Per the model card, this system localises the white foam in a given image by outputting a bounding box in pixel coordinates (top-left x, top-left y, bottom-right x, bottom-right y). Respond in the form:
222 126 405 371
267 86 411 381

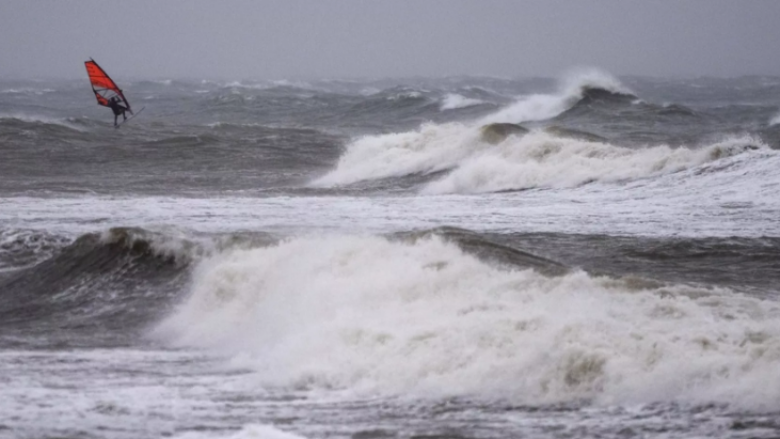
155 235 780 409
4 145 780 238
559 67 633 97
1 88 55 95
316 69 632 187
387 91 423 100
174 424 308 439
0 228 71 271
479 68 630 125
477 92 572 125
360 87 381 96
224 81 270 90
770 112 780 126
225 425 308 439
98 227 202 264
223 80 312 91
440 93 484 111
312 122 483 186
315 122 766 195
423 133 766 194
271 79 312 89
206 121 263 128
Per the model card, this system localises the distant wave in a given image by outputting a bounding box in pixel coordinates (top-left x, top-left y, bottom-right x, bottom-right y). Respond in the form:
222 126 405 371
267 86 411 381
314 71 634 187
1 87 56 95
771 112 780 126
479 68 632 125
154 232 780 408
440 93 485 111
0 113 87 132
224 81 270 90
386 90 425 101
423 134 767 194
314 69 780 193
143 134 221 147
316 94 770 192
220 425 308 439
223 79 314 91
312 122 480 186
206 121 264 129
315 119 769 194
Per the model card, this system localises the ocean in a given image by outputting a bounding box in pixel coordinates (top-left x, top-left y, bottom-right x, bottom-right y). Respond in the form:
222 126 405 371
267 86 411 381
1 69 780 438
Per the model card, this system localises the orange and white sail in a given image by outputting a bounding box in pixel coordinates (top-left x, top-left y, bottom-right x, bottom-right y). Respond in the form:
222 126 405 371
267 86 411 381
84 58 132 113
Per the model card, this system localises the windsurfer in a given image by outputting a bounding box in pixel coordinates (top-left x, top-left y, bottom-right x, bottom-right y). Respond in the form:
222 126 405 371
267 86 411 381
108 96 128 126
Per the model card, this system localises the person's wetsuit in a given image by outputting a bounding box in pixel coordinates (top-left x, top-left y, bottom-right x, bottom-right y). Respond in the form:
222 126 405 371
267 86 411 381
108 97 128 126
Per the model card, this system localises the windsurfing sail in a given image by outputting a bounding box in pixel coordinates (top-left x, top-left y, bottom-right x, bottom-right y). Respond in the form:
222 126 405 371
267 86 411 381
84 58 132 113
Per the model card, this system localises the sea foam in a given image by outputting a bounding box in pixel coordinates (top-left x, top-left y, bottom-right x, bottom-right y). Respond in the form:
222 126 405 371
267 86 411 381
315 69 642 189
423 134 767 194
440 93 485 111
156 234 780 409
174 424 308 439
478 68 631 125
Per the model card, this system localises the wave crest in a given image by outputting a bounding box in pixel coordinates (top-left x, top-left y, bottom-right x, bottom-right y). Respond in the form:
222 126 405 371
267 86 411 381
155 234 780 409
479 68 631 125
313 123 480 187
424 134 767 194
440 93 485 111
0 113 86 132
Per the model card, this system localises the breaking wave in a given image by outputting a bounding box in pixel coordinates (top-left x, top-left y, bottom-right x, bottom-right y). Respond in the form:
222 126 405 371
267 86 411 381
314 120 768 193
312 122 480 186
479 68 631 125
315 69 645 188
423 134 767 194
440 93 485 111
155 233 780 409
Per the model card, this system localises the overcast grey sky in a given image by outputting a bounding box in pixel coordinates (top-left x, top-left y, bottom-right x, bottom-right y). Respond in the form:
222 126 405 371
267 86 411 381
2 0 780 80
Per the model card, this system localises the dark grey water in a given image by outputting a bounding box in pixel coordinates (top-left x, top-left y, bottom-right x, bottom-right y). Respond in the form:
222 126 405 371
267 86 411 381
2 72 780 438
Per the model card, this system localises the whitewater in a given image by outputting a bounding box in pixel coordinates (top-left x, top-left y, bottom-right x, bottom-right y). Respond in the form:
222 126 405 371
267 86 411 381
2 70 780 438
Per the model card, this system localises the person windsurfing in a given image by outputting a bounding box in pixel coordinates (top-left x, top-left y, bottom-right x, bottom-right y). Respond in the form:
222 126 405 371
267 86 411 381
84 58 135 127
108 96 128 127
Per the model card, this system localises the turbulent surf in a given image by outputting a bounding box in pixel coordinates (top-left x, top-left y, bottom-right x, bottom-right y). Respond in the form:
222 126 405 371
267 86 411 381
2 70 780 438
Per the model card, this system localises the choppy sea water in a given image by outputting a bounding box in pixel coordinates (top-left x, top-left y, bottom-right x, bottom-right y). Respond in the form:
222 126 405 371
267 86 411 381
2 70 780 438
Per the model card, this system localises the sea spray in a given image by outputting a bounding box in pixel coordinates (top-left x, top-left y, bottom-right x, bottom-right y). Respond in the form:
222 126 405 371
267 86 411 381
423 133 767 194
312 123 482 186
440 93 485 111
478 68 632 125
156 234 780 409
316 69 636 188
